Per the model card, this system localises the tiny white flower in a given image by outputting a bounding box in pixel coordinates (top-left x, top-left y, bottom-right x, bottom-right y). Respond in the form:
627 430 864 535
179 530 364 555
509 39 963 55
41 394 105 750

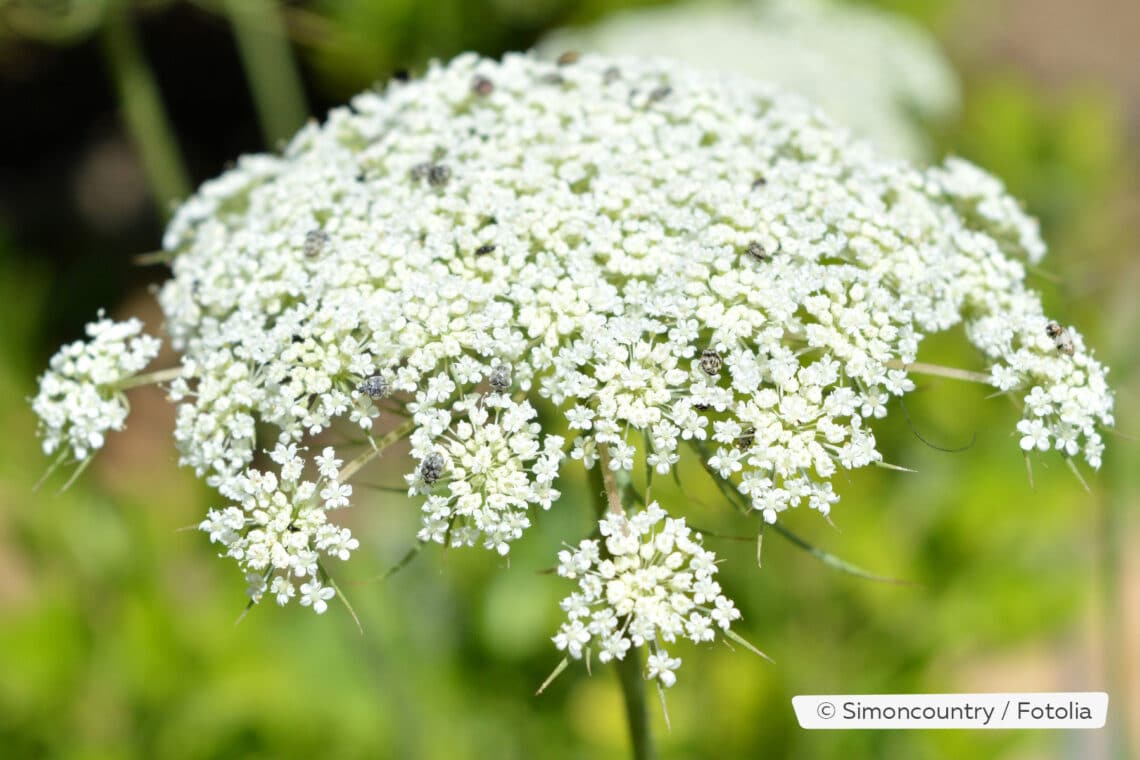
299 579 336 614
646 650 683 688
271 576 296 606
1017 419 1051 452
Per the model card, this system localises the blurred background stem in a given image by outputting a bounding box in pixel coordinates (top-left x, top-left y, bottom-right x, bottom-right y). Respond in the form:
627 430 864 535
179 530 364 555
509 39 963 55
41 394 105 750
1101 483 1130 760
222 0 309 147
1100 261 1140 760
616 647 655 760
99 1 190 216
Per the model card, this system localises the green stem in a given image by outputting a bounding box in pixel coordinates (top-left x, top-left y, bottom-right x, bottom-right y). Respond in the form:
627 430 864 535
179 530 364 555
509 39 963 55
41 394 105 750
616 646 655 760
884 359 993 386
341 419 416 481
589 455 655 760
99 1 191 215
222 0 309 146
689 439 909 583
4 0 105 42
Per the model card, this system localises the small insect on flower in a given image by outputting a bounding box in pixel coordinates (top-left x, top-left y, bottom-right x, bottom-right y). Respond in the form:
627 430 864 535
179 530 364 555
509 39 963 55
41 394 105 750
303 229 329 258
471 75 494 96
1045 321 1075 355
358 375 389 399
700 348 723 376
420 452 446 485
427 164 451 188
743 241 770 263
648 85 672 103
557 50 581 66
475 243 496 256
410 162 432 182
489 363 512 392
736 426 756 451
751 175 768 189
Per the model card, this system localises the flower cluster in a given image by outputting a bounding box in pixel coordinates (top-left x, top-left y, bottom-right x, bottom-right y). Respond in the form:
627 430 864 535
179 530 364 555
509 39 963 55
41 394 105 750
33 315 161 461
998 317 1111 466
539 0 959 160
198 443 358 612
554 503 740 687
33 52 1112 626
409 393 565 555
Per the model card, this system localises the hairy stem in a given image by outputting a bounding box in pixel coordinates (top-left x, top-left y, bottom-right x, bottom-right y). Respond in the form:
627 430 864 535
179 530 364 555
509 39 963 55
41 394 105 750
596 444 625 516
100 1 191 214
885 359 994 385
341 419 416 481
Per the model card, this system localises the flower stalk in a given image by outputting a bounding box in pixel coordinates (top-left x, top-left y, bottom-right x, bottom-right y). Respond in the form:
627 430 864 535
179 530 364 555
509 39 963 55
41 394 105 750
597 444 626 516
114 366 184 390
341 419 416 482
587 462 656 760
884 359 994 385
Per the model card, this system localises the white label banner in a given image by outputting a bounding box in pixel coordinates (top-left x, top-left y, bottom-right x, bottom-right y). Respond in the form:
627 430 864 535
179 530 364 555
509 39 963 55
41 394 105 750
792 692 1108 729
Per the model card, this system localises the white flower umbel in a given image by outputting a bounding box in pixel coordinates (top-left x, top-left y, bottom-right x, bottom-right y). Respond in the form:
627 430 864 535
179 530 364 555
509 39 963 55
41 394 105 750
34 53 1112 616
410 393 564 555
199 442 359 611
554 503 740 687
33 314 161 461
539 0 959 161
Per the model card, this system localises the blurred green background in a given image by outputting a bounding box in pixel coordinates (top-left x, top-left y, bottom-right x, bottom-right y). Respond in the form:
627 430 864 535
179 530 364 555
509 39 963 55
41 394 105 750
1 0 1137 758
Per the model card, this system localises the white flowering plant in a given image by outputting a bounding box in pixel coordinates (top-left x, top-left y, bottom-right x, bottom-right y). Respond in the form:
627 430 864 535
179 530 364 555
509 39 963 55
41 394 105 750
33 52 1112 749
